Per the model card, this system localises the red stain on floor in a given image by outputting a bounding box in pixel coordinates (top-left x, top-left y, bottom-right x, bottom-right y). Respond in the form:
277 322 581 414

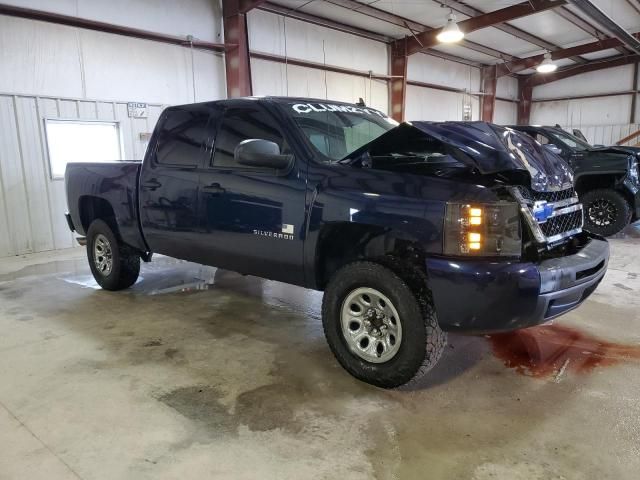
487 325 640 378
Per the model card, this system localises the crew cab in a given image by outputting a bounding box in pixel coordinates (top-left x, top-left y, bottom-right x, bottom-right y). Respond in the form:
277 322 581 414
509 125 640 236
65 98 609 388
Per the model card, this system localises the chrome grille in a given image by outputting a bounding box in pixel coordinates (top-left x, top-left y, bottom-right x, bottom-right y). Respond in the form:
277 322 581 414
510 186 583 246
540 209 583 238
516 186 576 204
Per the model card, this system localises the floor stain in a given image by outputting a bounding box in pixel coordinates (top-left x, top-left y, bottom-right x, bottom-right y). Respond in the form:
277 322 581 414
614 283 633 291
488 325 640 378
158 386 236 434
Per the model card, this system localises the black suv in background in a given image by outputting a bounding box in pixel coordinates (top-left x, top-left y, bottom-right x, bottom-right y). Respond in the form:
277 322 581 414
510 125 640 236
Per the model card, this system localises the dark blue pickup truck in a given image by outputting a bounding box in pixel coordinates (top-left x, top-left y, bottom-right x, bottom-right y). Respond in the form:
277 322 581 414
65 97 609 388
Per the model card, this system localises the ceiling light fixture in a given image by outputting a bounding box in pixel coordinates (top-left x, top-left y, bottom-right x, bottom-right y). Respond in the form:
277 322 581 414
536 53 558 73
437 12 465 43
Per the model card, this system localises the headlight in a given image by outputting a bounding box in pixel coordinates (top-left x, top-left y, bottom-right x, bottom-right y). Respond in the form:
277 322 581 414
443 202 522 257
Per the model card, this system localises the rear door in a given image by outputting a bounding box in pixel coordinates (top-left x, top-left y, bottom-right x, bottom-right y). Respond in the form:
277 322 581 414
196 104 307 285
139 105 215 261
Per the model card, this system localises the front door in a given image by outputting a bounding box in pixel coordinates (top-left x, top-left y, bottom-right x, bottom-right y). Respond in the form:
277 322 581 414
139 105 214 261
197 105 307 285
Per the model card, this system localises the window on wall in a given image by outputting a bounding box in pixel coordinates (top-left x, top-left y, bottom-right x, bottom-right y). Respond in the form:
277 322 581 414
45 120 123 179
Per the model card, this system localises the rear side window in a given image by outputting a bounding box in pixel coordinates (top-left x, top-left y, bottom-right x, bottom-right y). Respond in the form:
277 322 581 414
212 107 285 169
155 107 210 167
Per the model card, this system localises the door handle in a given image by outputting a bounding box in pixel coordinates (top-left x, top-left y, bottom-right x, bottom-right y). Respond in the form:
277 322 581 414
202 183 225 195
142 179 162 191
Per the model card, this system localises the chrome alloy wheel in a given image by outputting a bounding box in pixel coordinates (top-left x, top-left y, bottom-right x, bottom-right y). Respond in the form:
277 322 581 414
340 287 402 363
588 199 616 227
93 233 113 276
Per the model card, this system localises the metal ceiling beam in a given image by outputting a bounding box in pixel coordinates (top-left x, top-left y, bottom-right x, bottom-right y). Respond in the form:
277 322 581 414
395 0 567 57
528 54 640 86
566 0 640 54
433 0 585 63
496 33 640 76
552 6 628 54
321 0 514 60
259 3 487 67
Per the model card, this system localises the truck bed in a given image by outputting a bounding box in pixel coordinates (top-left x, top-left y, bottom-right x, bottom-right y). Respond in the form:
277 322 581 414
65 161 146 252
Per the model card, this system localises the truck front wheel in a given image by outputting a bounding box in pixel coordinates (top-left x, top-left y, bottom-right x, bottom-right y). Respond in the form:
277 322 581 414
86 219 140 291
581 188 631 237
322 260 446 389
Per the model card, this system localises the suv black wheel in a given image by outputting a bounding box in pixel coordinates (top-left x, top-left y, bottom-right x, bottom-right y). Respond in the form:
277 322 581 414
86 219 140 291
322 259 446 389
581 188 631 237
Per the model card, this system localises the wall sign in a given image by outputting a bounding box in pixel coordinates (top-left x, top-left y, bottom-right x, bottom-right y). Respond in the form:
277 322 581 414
127 102 148 118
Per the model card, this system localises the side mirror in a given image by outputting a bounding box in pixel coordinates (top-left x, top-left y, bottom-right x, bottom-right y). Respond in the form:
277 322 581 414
543 143 562 155
234 139 292 170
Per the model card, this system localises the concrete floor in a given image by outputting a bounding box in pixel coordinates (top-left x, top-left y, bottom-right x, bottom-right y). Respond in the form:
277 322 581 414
1 226 640 480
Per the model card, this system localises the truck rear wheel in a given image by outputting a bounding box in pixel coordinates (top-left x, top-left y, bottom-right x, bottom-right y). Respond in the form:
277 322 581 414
322 260 446 389
581 188 631 237
86 219 140 291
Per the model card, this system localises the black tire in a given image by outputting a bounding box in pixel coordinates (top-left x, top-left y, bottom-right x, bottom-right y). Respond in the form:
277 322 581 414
86 219 140 291
581 188 631 237
322 259 446 389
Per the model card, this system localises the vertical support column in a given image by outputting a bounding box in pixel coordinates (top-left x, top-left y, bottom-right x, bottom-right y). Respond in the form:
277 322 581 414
517 76 533 125
480 65 497 122
390 39 408 123
631 61 639 124
223 0 252 98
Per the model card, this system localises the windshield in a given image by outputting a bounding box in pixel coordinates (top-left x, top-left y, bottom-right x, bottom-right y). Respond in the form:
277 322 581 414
550 129 592 151
284 101 398 162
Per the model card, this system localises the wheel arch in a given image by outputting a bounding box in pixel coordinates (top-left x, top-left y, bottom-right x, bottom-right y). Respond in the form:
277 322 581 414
78 196 120 238
313 222 427 290
575 172 626 194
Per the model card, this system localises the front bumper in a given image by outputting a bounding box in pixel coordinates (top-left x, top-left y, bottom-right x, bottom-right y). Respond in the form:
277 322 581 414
426 236 609 334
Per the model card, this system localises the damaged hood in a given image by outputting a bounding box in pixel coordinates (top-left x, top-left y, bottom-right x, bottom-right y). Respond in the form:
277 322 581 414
342 121 574 191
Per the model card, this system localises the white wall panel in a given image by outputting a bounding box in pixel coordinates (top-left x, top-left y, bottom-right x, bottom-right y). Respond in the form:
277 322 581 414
80 29 225 104
494 100 517 125
408 54 480 92
251 59 389 114
533 65 634 100
0 93 166 258
0 96 32 255
247 9 388 75
531 95 632 127
496 76 518 100
0 0 223 43
406 85 480 122
0 16 84 98
0 15 226 104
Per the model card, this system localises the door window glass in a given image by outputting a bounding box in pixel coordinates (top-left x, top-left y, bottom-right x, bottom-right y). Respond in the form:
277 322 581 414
536 133 550 145
156 107 210 167
212 107 285 168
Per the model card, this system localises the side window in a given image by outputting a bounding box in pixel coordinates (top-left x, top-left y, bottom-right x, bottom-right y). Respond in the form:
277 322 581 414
155 107 210 167
212 107 286 168
535 133 551 145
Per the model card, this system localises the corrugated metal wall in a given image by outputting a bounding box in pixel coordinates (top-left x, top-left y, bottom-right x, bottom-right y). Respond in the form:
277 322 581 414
559 123 640 147
0 93 165 257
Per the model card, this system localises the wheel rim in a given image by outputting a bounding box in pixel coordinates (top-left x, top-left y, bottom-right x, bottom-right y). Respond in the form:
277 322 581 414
588 198 617 227
340 287 402 364
93 234 113 276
